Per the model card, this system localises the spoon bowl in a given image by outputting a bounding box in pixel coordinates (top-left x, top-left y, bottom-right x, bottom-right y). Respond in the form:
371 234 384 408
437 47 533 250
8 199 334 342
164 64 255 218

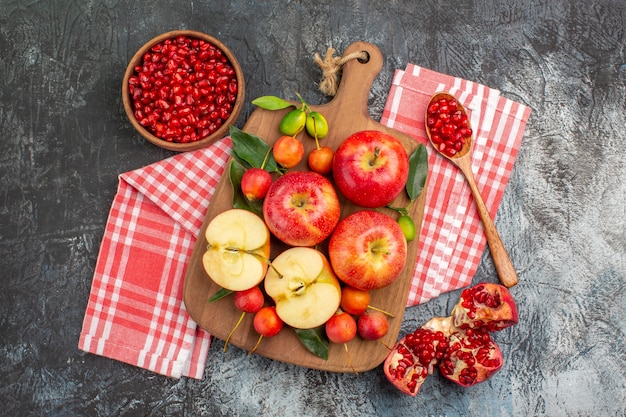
425 92 518 288
426 92 473 159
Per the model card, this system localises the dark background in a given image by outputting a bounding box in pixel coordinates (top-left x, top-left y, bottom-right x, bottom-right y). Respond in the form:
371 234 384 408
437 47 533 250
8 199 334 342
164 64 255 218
1 1 624 416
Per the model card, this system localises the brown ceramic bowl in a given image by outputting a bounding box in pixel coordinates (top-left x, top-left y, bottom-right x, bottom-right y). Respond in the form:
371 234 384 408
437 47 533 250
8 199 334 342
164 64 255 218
122 30 245 152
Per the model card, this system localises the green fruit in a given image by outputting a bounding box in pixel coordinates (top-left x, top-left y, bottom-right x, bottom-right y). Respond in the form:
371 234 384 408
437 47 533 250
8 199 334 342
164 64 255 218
279 108 306 136
305 111 329 139
397 215 416 242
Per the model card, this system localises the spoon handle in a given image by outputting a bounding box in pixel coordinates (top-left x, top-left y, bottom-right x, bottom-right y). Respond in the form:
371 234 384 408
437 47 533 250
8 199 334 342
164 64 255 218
456 158 519 288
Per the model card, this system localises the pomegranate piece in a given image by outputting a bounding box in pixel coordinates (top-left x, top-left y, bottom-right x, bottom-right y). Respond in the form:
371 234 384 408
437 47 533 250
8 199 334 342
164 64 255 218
439 329 503 387
128 35 238 143
383 318 452 396
451 282 519 332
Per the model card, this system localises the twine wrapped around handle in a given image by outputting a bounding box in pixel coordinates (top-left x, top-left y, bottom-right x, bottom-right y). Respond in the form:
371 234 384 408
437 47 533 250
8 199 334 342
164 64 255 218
314 47 369 96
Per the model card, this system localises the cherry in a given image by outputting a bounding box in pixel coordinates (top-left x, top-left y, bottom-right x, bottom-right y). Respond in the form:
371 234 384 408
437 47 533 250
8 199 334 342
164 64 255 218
306 110 332 175
223 286 264 352
325 311 358 374
241 168 272 201
357 310 389 341
325 312 357 344
250 306 283 354
397 215 416 242
340 286 371 316
340 286 395 317
305 111 328 139
273 135 304 168
307 146 334 175
234 287 265 312
279 108 307 136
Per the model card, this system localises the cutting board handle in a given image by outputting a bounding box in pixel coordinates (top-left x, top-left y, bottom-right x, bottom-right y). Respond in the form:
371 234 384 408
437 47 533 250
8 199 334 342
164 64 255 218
322 42 385 127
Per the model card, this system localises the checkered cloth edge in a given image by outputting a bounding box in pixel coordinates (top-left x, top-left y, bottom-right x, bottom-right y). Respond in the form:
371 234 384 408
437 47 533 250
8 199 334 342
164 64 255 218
78 64 530 378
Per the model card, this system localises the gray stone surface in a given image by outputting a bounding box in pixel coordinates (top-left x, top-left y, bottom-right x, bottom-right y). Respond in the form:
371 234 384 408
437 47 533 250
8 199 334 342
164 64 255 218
1 0 624 416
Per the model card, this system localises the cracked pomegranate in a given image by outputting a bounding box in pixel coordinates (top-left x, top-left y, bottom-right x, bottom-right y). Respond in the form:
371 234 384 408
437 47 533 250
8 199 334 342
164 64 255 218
127 34 238 143
383 283 518 396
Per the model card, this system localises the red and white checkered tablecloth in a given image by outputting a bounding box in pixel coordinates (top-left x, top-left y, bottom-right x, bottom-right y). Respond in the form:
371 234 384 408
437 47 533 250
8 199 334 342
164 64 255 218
78 64 530 379
78 138 231 379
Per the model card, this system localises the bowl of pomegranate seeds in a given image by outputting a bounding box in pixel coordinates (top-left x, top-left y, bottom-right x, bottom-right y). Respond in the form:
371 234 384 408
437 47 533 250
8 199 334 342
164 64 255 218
122 30 245 151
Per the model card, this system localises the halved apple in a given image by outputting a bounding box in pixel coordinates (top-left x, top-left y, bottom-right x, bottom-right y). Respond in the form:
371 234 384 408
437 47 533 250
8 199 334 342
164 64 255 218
203 208 270 291
264 247 341 329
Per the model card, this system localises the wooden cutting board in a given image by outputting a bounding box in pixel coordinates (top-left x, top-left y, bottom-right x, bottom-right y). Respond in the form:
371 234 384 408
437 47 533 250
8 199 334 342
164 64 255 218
183 41 428 372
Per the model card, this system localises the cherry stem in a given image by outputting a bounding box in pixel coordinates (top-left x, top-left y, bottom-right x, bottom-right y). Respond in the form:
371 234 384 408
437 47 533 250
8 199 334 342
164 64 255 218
224 311 246 352
367 304 395 318
295 92 310 113
309 115 321 145
260 147 272 170
249 334 264 354
343 343 358 375
379 339 393 350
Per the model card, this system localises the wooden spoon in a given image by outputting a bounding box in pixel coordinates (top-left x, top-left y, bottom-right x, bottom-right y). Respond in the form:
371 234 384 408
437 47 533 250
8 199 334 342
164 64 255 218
425 92 518 288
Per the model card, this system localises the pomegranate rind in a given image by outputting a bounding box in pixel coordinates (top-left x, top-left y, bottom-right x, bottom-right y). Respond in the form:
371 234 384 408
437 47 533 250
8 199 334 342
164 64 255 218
383 339 426 396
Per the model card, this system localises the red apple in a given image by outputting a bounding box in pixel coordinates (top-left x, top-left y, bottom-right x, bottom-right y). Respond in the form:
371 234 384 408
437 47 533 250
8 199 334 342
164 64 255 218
328 210 407 290
332 130 409 208
263 171 340 247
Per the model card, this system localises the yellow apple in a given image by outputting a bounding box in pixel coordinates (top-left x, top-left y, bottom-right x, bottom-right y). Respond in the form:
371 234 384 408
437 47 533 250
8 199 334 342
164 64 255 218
264 247 341 329
202 209 270 291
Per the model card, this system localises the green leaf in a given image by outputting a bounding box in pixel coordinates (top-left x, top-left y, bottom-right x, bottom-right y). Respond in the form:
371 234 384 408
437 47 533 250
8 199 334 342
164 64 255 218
229 126 278 172
229 160 263 216
295 327 329 360
406 144 428 201
251 95 294 110
208 288 233 302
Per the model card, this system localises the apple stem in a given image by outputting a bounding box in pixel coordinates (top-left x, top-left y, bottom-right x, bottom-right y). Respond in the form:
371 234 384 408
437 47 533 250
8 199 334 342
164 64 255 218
371 247 391 256
367 304 395 318
249 334 264 354
224 311 246 352
236 249 284 279
268 263 284 279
